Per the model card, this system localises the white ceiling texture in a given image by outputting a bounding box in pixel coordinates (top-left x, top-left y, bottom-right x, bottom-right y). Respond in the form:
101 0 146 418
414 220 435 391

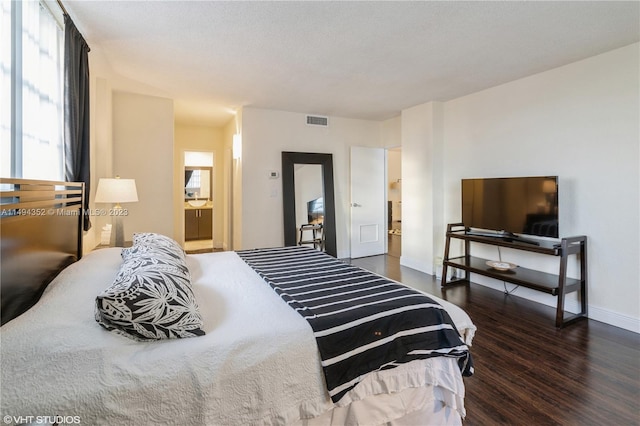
64 1 640 127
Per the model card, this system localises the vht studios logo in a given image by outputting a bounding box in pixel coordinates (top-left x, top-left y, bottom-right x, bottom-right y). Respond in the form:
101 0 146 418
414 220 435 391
3 415 81 425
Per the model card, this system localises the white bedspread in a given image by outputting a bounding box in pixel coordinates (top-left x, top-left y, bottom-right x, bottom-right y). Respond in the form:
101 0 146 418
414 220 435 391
0 249 474 425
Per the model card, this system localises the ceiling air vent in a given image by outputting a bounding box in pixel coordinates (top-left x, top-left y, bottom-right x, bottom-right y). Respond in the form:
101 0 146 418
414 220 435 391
306 115 328 127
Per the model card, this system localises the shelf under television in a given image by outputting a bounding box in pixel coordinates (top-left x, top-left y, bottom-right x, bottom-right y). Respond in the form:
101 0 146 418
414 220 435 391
443 255 582 296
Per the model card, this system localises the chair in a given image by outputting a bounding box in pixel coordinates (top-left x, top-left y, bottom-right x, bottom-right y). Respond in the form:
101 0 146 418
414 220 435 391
298 223 324 251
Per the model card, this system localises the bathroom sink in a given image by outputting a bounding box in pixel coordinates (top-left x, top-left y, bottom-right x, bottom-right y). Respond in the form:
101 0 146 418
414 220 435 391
188 200 206 207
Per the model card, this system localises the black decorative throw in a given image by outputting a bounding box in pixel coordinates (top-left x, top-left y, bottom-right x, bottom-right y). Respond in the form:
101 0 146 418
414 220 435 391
237 246 473 403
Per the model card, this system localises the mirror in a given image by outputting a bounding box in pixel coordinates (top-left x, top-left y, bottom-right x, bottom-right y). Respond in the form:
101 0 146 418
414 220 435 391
185 167 212 200
282 152 337 257
295 164 323 226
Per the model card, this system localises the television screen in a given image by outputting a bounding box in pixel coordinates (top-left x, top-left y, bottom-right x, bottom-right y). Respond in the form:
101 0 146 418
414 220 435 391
307 197 324 224
462 176 558 238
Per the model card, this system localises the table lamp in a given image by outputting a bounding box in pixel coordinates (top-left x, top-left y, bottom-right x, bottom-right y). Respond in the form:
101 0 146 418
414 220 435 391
95 176 138 246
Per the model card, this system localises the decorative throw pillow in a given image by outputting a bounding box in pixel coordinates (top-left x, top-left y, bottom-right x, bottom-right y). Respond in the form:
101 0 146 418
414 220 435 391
120 244 190 281
131 232 185 258
95 236 204 341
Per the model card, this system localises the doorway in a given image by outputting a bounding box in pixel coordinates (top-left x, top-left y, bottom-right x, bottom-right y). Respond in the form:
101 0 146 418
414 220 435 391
387 147 402 258
184 151 214 253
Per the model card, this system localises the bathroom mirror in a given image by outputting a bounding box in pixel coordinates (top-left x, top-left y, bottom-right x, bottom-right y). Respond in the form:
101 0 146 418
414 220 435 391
185 167 212 200
282 152 337 257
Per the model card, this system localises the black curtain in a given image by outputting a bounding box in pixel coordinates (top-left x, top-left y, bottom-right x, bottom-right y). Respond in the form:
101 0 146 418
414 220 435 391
63 14 91 231
185 170 194 187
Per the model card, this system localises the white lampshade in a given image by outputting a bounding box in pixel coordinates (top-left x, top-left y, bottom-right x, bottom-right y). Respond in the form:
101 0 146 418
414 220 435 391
95 177 138 204
94 177 138 247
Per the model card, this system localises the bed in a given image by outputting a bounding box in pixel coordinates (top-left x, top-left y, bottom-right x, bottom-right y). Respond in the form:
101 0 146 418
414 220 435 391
0 179 475 425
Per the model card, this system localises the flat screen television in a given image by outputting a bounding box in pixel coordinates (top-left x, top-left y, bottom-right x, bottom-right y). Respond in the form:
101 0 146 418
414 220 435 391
307 197 324 224
462 176 558 240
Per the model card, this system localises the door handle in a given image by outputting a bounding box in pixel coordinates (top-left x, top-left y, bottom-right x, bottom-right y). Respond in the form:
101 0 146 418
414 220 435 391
351 203 362 207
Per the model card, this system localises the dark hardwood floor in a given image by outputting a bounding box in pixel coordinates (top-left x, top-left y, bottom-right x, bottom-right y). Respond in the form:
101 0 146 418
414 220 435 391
349 254 640 426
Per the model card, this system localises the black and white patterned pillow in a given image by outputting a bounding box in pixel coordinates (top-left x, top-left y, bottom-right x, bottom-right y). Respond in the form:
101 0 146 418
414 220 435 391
95 237 204 341
120 244 190 281
132 232 185 258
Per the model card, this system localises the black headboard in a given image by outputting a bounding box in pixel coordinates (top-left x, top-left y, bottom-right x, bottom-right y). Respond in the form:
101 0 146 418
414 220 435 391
0 178 84 325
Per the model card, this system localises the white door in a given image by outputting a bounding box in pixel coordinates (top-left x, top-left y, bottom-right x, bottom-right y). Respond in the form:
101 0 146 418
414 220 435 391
350 146 386 258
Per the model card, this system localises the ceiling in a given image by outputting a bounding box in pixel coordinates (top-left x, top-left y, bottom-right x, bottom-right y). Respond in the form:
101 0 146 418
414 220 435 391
64 1 640 127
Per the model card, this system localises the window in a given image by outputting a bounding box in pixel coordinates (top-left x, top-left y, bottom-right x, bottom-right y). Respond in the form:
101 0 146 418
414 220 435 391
185 171 202 190
0 0 64 180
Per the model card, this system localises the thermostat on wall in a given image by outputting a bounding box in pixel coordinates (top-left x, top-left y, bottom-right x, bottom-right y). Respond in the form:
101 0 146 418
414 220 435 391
269 171 279 179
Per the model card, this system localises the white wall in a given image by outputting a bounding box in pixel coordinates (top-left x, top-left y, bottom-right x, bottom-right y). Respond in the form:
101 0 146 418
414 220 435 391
91 45 183 245
83 76 113 253
112 91 174 240
401 43 639 331
381 116 401 149
229 111 242 251
400 102 445 274
239 107 383 257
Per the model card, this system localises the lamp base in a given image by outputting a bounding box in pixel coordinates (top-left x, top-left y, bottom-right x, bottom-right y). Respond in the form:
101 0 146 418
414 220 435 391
109 211 125 247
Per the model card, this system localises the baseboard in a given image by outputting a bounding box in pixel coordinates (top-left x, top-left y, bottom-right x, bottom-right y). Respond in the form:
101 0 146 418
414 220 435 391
588 305 640 333
399 255 433 276
471 279 640 334
372 254 639 334
337 249 351 260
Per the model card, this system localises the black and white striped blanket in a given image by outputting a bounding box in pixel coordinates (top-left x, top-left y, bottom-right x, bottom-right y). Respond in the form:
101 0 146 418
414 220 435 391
236 246 473 403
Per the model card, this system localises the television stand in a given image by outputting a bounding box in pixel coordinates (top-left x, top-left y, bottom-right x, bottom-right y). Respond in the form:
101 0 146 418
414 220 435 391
442 223 588 328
